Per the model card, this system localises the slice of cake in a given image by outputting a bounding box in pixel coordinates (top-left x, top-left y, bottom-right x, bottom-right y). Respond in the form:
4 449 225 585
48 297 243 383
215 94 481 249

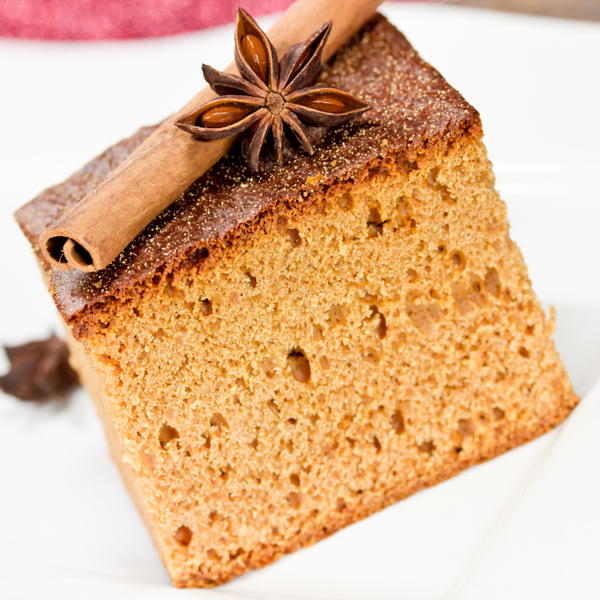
16 14 577 588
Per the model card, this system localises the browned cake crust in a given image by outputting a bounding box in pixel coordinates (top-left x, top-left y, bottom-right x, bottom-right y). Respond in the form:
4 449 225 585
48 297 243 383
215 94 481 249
16 14 478 333
16 14 577 588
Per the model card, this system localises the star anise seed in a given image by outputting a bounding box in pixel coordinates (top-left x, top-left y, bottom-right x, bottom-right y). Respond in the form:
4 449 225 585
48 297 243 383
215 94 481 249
176 8 370 171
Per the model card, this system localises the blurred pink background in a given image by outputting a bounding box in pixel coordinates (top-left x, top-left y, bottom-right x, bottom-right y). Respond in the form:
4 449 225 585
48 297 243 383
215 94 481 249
0 0 400 40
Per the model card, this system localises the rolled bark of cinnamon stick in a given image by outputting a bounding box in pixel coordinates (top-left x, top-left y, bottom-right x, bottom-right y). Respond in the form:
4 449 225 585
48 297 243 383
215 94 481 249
40 0 383 272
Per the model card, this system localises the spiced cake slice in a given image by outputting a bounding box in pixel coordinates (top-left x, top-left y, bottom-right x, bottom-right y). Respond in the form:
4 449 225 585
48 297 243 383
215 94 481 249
16 14 577 588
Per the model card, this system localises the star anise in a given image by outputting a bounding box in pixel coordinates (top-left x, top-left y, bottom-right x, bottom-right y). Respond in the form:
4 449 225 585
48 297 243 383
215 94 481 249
175 8 370 171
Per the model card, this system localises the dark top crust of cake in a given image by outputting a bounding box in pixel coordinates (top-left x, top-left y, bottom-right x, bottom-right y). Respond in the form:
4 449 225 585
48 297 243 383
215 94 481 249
16 14 480 325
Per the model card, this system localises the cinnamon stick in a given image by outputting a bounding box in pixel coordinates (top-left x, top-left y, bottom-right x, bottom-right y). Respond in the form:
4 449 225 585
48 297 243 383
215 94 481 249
40 0 383 272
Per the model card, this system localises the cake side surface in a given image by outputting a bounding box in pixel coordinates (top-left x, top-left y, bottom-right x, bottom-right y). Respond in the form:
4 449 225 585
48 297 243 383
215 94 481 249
15 14 480 332
65 133 576 586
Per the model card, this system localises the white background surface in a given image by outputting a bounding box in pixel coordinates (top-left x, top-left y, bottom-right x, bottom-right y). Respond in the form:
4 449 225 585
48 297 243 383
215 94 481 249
1 3 600 598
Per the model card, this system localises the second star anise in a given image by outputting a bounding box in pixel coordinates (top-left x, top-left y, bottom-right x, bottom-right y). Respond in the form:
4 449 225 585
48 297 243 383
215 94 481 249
175 8 370 171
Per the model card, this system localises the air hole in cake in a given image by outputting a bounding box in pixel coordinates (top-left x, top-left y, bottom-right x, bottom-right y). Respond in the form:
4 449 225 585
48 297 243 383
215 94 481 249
319 356 331 369
493 407 506 420
454 446 463 454
441 188 455 204
328 303 347 327
132 307 141 317
209 413 228 432
184 246 209 267
276 215 288 234
376 313 387 339
368 165 390 179
287 228 302 247
484 267 501 297
364 348 379 364
346 436 356 448
206 549 219 561
97 353 122 373
372 436 382 453
525 325 535 335
418 440 436 454
406 301 441 334
158 424 179 448
249 437 259 450
290 473 300 487
267 399 280 417
174 525 192 546
363 292 378 304
519 346 530 358
458 418 474 437
367 208 384 237
336 498 347 512
437 243 447 254
287 350 311 383
287 492 302 509
427 166 440 185
395 195 412 224
451 250 466 270
199 299 212 316
201 433 211 449
166 283 184 299
312 324 324 341
208 510 218 524
260 357 275 378
288 418 298 425
244 270 257 288
407 268 418 282
337 192 353 211
367 305 387 339
390 410 405 434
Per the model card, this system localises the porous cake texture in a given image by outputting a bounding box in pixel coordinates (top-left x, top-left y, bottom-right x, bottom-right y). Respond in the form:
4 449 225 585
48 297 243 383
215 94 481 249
17 15 577 587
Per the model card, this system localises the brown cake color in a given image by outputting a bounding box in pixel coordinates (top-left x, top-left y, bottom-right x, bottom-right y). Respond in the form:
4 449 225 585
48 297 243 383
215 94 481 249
16 15 577 588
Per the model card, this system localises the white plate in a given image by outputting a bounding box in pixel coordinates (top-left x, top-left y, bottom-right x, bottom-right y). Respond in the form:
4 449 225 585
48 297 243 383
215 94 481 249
1 3 599 598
